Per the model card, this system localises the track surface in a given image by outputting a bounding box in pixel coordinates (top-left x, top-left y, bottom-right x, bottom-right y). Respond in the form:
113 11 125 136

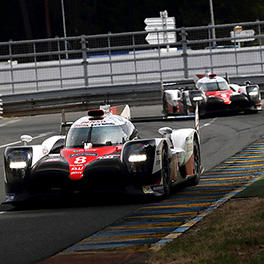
0 105 264 264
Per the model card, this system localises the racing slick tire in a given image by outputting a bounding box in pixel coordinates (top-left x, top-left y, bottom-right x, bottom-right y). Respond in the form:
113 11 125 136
187 140 201 186
161 147 171 197
162 97 169 116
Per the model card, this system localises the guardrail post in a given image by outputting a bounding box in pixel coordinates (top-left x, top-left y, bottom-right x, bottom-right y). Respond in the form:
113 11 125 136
180 28 189 79
81 35 89 87
8 40 15 93
57 37 63 88
107 32 114 84
0 95 2 117
33 42 39 91
257 20 264 73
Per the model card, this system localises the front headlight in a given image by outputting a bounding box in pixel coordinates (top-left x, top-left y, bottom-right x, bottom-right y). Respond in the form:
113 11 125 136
128 153 147 162
193 96 203 102
248 91 259 96
9 161 27 169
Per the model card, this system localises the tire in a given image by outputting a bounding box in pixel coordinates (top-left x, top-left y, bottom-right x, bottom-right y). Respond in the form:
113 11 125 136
161 147 171 197
163 97 169 116
188 140 201 186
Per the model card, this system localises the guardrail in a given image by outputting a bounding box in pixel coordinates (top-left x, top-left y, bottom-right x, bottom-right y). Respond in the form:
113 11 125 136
1 76 264 118
0 82 165 117
1 20 264 94
0 95 2 118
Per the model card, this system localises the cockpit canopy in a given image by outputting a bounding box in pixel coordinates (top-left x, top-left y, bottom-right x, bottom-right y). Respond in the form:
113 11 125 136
65 120 137 148
197 76 230 92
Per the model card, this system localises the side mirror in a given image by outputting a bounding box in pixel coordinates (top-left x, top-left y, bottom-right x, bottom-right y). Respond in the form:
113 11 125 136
20 135 33 145
158 127 173 136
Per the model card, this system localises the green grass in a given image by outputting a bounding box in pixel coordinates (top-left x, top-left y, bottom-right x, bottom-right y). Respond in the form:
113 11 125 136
235 176 264 198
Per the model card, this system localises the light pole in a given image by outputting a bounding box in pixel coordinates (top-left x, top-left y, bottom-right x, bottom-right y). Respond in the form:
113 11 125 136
61 0 68 58
209 0 216 47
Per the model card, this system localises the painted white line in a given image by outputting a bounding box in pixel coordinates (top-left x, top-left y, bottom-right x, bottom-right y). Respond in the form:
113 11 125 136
0 119 20 128
200 117 217 129
0 132 53 149
0 212 5 215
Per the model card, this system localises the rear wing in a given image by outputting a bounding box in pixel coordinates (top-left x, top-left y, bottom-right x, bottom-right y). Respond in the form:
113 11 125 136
162 80 196 92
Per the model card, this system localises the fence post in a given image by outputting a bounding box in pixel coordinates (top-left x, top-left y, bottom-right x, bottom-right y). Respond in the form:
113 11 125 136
107 32 114 84
57 37 63 88
81 35 89 87
8 40 15 93
33 42 39 91
180 28 189 79
257 20 264 73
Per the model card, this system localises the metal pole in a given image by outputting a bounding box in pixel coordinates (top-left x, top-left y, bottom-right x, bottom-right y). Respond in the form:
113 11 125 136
61 0 68 59
209 0 216 47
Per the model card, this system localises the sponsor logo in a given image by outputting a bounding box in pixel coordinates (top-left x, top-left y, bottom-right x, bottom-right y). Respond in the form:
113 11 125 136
70 171 82 175
98 154 120 159
70 153 98 158
71 166 83 171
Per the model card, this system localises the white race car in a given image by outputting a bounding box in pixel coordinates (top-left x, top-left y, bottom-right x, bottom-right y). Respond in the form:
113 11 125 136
162 73 262 116
3 105 201 204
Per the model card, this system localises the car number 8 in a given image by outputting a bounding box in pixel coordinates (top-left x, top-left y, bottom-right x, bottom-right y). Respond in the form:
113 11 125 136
74 157 87 164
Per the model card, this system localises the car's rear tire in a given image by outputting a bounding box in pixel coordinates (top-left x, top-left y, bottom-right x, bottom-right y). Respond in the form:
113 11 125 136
188 140 201 186
163 98 169 116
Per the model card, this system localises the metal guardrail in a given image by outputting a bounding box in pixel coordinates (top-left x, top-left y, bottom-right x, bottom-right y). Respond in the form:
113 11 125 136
1 21 264 95
1 76 264 118
0 95 3 118
1 82 165 117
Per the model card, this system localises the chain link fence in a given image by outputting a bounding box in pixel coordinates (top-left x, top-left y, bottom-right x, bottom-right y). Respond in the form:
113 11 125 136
0 20 264 95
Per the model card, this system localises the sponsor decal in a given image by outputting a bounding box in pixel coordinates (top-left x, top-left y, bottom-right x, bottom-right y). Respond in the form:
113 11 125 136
71 166 83 171
142 186 154 194
70 153 98 158
44 158 61 162
70 171 82 175
75 121 115 128
98 154 120 159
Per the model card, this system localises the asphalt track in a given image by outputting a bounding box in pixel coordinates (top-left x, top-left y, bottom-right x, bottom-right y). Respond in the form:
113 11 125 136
0 105 264 264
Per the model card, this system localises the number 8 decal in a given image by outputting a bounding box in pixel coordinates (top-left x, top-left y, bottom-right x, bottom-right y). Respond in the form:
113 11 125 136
74 157 87 164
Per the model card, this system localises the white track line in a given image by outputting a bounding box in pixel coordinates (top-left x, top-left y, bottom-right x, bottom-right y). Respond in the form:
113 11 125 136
0 119 20 127
0 132 53 149
200 117 217 129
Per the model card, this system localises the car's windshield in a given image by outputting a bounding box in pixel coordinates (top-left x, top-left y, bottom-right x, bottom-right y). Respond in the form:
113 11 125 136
66 125 127 148
200 81 230 92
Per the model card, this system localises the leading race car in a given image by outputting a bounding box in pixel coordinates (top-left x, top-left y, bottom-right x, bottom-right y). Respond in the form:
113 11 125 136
3 105 201 204
162 73 262 116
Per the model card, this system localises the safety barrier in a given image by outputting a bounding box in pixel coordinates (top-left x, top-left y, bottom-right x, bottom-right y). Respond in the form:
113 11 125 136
0 95 2 118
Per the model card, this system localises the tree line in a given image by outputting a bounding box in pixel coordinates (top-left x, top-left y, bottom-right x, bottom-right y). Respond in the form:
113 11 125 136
0 0 263 41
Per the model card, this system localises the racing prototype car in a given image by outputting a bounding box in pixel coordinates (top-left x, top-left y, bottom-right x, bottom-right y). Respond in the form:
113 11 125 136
3 105 201 204
162 73 262 116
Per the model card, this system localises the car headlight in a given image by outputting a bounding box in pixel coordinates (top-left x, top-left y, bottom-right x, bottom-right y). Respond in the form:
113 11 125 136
9 161 27 169
248 91 259 96
193 96 203 102
128 153 147 162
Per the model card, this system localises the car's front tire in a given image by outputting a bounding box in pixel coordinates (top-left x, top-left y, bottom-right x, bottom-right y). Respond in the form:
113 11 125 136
187 140 201 186
161 147 171 197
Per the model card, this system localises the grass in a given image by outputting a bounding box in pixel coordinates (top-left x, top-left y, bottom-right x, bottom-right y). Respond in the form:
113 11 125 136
145 176 264 264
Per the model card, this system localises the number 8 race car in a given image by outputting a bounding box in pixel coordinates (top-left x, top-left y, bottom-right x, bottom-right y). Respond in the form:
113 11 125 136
3 105 201 204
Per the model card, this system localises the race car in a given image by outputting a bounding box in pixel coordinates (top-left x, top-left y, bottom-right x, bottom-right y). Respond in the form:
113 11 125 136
162 73 262 116
3 105 201 204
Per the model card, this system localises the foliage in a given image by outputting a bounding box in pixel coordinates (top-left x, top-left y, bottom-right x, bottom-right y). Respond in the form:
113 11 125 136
0 0 264 41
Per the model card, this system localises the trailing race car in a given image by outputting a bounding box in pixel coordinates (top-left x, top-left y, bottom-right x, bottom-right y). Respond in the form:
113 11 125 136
162 73 262 116
3 105 201 204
